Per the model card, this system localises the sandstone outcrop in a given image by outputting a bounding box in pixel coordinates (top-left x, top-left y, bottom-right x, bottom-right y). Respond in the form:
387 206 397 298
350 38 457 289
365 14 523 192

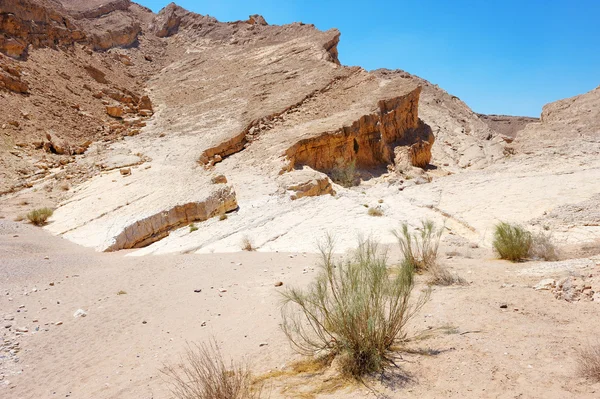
0 0 85 59
0 69 28 93
106 185 237 251
284 88 432 172
279 168 335 200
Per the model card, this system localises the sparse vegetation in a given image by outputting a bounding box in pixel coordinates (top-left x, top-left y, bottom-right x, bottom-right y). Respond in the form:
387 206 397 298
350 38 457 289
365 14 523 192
14 214 25 222
26 208 54 226
219 214 228 221
117 290 127 295
577 343 600 382
330 159 358 188
281 236 429 378
529 231 559 261
492 222 532 262
428 263 467 286
189 223 199 233
162 341 262 399
367 207 383 217
393 220 442 273
241 237 255 251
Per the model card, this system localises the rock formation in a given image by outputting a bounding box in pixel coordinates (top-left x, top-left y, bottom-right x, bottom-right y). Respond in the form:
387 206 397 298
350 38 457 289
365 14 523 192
7 0 579 254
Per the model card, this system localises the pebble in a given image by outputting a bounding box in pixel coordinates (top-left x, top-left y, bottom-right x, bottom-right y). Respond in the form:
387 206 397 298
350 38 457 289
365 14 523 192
15 327 28 333
193 289 202 293
49 282 54 286
55 321 63 326
73 309 87 318
259 342 268 347
500 304 508 309
274 281 283 287
201 321 207 327
142 321 147 324
44 256 49 260
219 289 227 293
4 315 14 321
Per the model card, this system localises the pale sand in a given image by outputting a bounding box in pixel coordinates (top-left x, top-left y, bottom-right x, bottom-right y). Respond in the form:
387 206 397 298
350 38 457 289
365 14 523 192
2 220 600 398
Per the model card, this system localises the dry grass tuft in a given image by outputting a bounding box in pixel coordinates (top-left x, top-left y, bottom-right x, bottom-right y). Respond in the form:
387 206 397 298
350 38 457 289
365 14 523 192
529 231 559 261
26 208 54 226
241 236 255 251
367 207 383 217
162 341 262 399
189 223 199 233
493 222 532 262
428 263 468 286
117 290 127 295
577 343 600 382
281 236 429 379
393 220 442 273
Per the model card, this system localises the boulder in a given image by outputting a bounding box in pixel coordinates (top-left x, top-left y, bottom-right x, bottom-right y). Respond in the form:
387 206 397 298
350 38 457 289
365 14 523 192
534 278 556 291
106 106 124 118
248 15 268 26
279 168 335 200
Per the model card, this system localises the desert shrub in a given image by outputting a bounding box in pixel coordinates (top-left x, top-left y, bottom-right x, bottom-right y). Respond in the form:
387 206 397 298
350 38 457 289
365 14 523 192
493 222 532 262
393 220 442 273
162 341 261 399
26 208 53 226
281 236 429 378
529 231 559 261
241 237 255 251
330 159 358 188
367 207 383 217
189 223 199 233
577 343 600 382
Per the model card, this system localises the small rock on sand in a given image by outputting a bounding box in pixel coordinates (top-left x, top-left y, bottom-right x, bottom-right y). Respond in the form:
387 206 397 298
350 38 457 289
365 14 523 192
73 309 87 318
534 279 556 290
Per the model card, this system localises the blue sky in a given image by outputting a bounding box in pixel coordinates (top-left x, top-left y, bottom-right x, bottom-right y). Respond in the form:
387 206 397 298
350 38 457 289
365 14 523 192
138 1 600 117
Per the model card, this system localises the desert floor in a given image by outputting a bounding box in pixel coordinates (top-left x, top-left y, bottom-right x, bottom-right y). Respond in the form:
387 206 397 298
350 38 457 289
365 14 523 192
2 219 600 398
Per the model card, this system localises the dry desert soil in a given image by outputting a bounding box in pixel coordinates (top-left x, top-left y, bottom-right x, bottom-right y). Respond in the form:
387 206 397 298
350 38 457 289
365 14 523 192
1 1 600 398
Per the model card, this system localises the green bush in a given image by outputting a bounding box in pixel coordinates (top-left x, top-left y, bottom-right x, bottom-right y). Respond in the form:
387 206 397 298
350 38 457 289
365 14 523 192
281 236 429 378
330 159 358 188
393 220 442 273
493 222 532 261
26 208 53 226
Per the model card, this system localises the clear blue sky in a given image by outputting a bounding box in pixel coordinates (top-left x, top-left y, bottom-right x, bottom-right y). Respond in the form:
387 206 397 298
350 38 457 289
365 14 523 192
138 0 600 117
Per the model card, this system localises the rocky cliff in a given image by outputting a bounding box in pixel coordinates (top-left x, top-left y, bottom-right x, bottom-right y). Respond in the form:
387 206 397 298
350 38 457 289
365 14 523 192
0 0 520 253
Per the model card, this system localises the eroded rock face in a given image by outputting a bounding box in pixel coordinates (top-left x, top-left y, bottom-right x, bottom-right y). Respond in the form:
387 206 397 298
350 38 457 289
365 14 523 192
105 185 238 251
284 87 433 172
0 69 28 93
151 2 183 37
0 0 85 58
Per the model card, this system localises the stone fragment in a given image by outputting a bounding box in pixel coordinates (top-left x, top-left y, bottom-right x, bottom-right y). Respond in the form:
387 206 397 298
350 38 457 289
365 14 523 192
534 279 556 290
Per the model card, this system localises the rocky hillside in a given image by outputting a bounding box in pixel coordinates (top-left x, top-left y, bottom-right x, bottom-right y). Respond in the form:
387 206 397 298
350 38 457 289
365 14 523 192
7 0 594 254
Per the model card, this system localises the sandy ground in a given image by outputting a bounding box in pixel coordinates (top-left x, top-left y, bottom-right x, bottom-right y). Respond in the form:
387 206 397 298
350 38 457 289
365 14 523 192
2 219 600 398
